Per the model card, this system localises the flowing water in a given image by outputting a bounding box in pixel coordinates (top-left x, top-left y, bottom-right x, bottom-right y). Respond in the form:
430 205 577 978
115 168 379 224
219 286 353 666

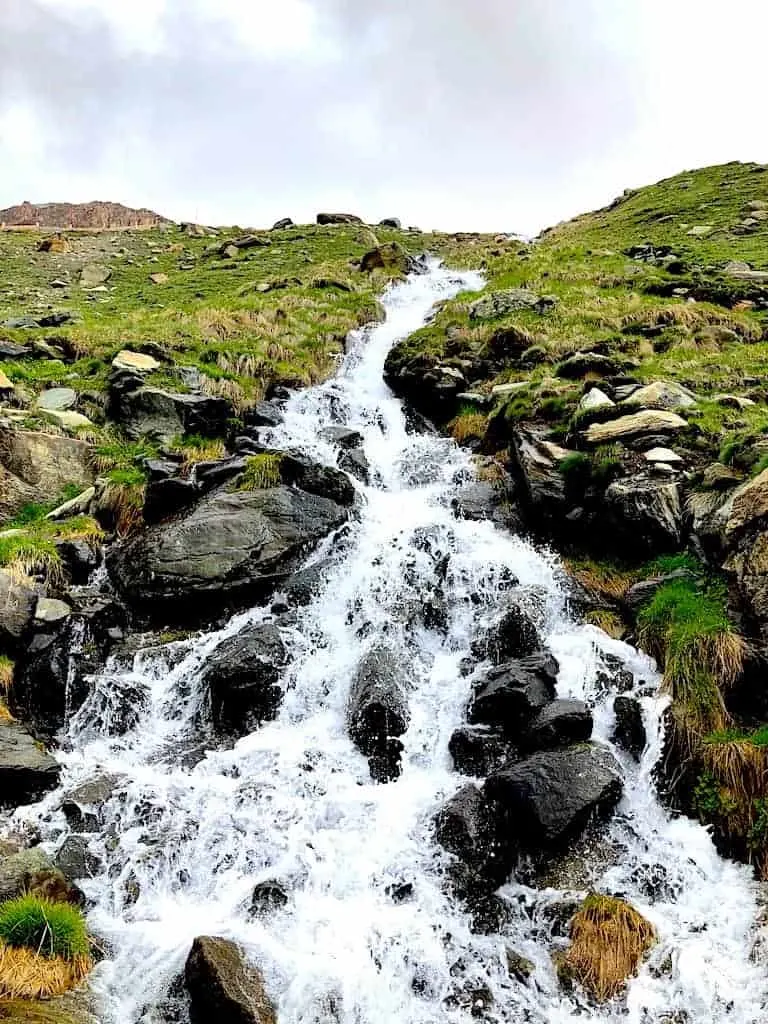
13 264 768 1023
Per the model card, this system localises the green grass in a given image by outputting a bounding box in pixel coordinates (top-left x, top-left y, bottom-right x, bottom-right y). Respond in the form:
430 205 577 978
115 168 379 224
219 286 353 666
0 897 89 961
235 453 283 491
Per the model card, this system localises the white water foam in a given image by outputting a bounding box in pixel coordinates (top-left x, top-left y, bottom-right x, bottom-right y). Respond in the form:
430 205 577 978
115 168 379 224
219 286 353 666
13 264 768 1023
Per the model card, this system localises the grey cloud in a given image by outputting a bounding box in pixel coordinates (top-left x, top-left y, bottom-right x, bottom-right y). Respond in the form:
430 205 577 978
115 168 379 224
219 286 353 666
0 1 677 231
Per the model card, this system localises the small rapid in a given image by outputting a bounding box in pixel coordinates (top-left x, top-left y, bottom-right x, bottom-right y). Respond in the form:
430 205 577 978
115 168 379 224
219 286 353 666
13 264 768 1023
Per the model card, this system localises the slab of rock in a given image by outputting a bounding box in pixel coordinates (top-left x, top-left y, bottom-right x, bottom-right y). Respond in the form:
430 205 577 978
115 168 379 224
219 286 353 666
612 696 646 760
491 381 530 399
449 725 517 777
687 225 713 236
583 410 687 445
272 217 294 230
37 387 77 411
109 484 349 624
622 381 696 412
46 486 96 521
316 212 363 225
470 288 553 320
717 467 768 538
79 264 112 287
149 272 169 284
318 426 363 449
41 409 92 431
0 370 14 391
185 935 276 1024
468 652 558 735
201 623 287 736
0 722 60 807
715 394 756 410
484 744 622 851
112 386 231 442
34 598 72 625
360 242 411 274
644 447 683 464
605 478 683 551
0 341 30 359
112 349 160 373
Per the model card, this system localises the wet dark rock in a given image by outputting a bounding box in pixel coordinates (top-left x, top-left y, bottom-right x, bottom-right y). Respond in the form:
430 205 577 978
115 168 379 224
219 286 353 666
612 696 646 760
249 880 289 916
347 645 409 780
521 700 593 751
271 218 293 230
280 451 356 506
451 474 522 535
143 477 199 524
595 655 635 694
506 949 534 983
318 425 363 449
471 603 542 664
282 559 334 607
0 846 82 906
338 447 370 485
109 381 232 443
448 725 517 777
193 456 248 491
201 623 288 737
185 935 276 1024
386 881 413 903
0 722 60 808
434 783 503 880
468 652 558 735
55 835 101 879
62 774 121 832
506 427 569 531
368 737 406 784
484 744 622 853
109 483 350 625
55 538 100 584
604 478 683 556
244 401 284 428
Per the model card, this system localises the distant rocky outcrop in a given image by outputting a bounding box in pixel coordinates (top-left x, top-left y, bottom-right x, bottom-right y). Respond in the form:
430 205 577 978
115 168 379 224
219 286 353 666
0 200 170 230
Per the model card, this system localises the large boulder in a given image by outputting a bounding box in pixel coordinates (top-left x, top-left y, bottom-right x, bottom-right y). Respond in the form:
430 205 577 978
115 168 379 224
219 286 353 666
201 624 287 736
621 380 697 412
448 725 517 777
469 289 555 320
507 428 569 530
360 242 411 275
434 783 504 881
0 569 37 651
110 385 232 442
521 699 593 751
470 602 542 664
316 212 363 225
109 484 350 625
0 846 81 905
185 935 276 1024
484 744 622 853
0 423 93 520
347 645 409 782
0 722 60 807
468 652 558 735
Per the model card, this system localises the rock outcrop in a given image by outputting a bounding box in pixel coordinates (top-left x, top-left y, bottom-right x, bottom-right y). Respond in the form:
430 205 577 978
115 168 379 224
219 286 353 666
0 200 169 229
185 935 276 1024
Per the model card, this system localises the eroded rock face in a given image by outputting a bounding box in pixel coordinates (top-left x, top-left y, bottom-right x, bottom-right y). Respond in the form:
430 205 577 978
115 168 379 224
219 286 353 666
604 478 683 555
468 653 558 735
0 424 93 520
109 484 350 625
583 410 687 445
0 569 37 651
0 722 60 807
201 624 288 736
185 935 276 1024
483 744 622 852
111 385 232 443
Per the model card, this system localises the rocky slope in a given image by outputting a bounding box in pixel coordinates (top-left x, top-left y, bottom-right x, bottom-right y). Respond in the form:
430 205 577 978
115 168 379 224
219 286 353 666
0 201 169 230
1 169 768 1017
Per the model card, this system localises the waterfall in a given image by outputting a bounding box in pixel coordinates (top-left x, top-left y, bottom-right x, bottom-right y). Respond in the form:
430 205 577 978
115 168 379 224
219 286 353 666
14 264 767 1023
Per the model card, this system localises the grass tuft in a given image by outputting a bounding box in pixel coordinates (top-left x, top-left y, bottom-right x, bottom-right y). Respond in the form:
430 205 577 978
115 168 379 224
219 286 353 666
235 453 283 491
562 894 655 1002
0 896 90 962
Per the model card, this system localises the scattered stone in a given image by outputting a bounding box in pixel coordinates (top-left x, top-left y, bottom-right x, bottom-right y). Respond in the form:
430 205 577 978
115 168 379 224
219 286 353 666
360 242 411 274
468 653 558 734
185 935 276 1024
714 394 756 410
222 244 239 259
621 380 696 412
578 388 615 415
37 234 71 254
34 598 72 625
583 410 687 445
79 264 112 287
686 225 713 236
40 409 93 431
271 218 293 230
318 426 363 449
0 370 14 391
250 880 289 916
55 835 101 880
347 645 409 781
112 349 160 373
378 217 401 229
0 722 60 808
490 381 530 398
469 288 555 320
448 725 517 776
50 278 68 288
0 341 30 359
37 387 77 411
149 272 169 285
644 447 683 464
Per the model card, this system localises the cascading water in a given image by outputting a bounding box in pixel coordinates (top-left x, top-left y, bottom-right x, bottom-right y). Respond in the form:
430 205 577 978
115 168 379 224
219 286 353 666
13 264 768 1023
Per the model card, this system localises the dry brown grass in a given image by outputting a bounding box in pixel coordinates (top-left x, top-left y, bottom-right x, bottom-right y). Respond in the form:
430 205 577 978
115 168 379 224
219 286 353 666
565 560 636 603
451 412 488 443
701 738 768 804
583 609 625 639
202 374 254 411
562 894 655 1002
98 481 145 538
0 944 91 999
620 303 761 341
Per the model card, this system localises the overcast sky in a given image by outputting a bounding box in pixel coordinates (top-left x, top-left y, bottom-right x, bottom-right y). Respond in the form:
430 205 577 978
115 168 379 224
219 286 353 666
1 0 766 234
